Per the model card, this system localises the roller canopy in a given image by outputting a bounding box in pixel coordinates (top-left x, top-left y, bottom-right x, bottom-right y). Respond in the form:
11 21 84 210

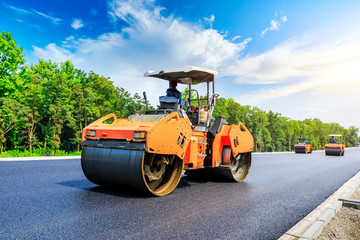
144 65 218 85
329 134 342 137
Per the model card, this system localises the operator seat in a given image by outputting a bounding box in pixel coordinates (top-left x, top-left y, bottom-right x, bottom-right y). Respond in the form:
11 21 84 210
159 96 179 109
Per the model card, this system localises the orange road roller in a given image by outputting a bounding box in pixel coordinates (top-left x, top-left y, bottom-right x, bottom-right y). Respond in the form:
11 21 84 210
325 134 345 156
81 66 254 196
294 138 313 153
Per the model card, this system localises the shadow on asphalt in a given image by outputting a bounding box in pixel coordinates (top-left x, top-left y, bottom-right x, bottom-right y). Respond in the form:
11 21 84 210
181 168 237 183
58 167 249 198
57 179 150 198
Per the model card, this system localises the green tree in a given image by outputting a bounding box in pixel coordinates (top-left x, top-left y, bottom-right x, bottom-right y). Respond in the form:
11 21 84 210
69 84 95 151
283 119 295 151
346 126 359 146
24 79 42 154
248 107 269 152
225 98 246 125
29 60 74 155
267 111 285 152
0 98 29 153
212 98 230 120
0 32 25 99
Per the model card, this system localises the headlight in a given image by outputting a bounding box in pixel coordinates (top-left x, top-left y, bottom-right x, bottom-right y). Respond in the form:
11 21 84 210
86 130 96 137
134 131 146 139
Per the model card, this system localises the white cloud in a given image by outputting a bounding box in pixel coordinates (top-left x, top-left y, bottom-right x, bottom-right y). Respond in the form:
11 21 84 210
33 0 251 104
270 20 280 31
260 19 280 37
2 2 32 15
153 6 165 16
231 35 242 42
260 13 287 37
33 43 81 64
32 9 62 24
30 0 360 127
3 3 62 24
71 19 84 30
236 81 313 105
62 35 75 45
65 35 75 41
233 35 360 127
204 14 215 28
229 35 360 86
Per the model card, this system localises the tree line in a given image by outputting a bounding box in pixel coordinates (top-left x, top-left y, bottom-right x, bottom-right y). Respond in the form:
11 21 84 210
212 98 359 151
0 32 358 156
0 32 147 156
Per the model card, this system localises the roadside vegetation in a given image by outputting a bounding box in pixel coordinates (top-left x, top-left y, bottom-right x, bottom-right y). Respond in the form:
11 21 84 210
0 32 359 157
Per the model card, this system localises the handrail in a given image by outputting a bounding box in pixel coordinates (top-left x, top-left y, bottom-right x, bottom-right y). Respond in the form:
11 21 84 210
207 93 219 127
182 89 201 125
91 113 117 126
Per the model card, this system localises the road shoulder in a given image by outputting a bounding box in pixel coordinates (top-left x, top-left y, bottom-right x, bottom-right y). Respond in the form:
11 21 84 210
279 170 360 240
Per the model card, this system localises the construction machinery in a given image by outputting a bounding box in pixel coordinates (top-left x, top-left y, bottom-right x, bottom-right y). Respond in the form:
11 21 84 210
325 134 345 156
81 66 254 196
294 138 313 153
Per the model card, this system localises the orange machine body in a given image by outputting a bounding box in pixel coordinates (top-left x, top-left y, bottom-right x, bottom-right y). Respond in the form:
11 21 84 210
294 137 313 154
325 142 345 155
210 122 253 167
325 134 345 156
325 143 345 150
83 111 253 169
81 66 254 196
294 143 313 153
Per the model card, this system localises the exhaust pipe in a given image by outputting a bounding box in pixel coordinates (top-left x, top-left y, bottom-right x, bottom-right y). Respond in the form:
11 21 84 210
143 91 149 111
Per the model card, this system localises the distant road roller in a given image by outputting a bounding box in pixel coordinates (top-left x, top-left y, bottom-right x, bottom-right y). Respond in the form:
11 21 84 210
325 134 345 156
81 66 253 196
294 138 313 153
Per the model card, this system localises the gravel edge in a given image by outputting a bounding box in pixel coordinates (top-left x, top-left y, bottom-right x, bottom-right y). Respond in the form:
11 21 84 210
278 171 360 240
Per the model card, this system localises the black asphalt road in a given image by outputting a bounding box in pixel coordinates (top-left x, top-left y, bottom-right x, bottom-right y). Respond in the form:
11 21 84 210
1 149 360 240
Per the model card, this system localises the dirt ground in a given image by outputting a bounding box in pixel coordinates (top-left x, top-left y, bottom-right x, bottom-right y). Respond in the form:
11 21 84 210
315 187 360 240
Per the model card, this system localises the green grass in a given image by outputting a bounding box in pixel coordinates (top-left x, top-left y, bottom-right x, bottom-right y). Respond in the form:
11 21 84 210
0 148 81 158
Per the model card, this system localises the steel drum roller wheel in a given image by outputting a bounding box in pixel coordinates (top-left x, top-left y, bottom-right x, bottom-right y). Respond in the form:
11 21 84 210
215 148 252 182
81 146 183 196
228 152 252 182
142 153 183 196
325 148 341 156
295 148 306 154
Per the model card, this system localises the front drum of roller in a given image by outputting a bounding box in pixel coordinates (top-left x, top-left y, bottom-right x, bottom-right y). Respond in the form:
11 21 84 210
81 146 183 196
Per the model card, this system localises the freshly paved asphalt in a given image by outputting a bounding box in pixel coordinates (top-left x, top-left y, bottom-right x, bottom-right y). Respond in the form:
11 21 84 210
1 149 360 240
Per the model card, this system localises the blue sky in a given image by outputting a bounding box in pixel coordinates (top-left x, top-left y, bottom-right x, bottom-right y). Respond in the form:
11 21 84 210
1 0 360 128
